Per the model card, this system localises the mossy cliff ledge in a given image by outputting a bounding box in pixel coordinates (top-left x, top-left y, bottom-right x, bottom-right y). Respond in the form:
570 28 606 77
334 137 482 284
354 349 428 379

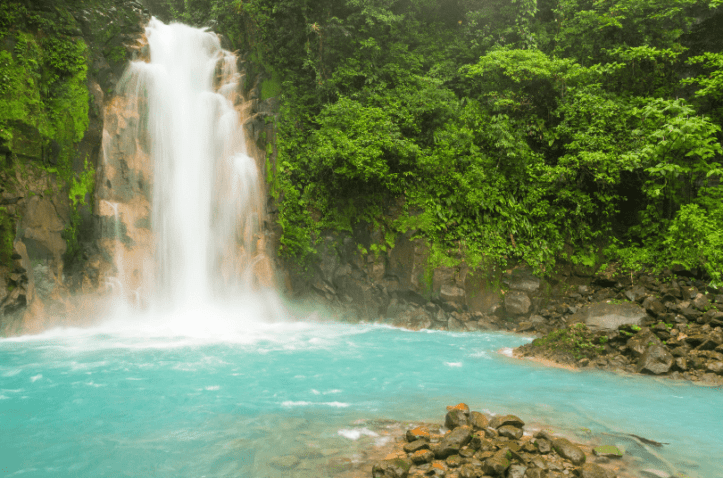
0 0 148 335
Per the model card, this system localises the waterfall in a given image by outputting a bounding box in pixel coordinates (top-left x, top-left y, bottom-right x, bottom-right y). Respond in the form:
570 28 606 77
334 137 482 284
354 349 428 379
96 18 272 319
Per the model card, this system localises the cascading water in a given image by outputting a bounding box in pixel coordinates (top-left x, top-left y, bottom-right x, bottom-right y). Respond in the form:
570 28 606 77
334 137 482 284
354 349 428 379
96 19 272 319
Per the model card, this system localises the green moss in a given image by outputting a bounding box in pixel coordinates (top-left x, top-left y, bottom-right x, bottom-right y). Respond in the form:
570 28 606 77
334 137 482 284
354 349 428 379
0 206 15 267
260 71 282 100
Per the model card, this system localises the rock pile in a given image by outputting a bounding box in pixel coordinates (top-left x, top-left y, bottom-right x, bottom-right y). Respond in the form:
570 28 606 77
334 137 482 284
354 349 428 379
516 273 723 385
372 404 621 478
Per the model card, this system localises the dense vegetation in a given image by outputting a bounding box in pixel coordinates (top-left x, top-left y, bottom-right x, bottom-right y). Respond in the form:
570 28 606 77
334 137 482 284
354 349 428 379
122 1 723 283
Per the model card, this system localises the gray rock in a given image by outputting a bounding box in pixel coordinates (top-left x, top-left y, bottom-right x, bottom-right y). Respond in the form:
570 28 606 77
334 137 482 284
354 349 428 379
436 425 472 458
534 438 552 454
372 458 412 478
448 316 466 332
498 425 523 440
458 464 479 478
636 344 674 374
509 274 541 293
445 409 469 429
508 464 528 478
505 291 531 316
642 296 666 316
626 328 662 357
573 303 646 331
524 468 547 478
552 438 586 465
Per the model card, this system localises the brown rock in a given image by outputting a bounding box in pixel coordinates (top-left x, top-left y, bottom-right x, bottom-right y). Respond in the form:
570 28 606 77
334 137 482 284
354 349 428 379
436 426 472 458
404 439 430 453
469 411 489 430
482 448 510 476
490 414 525 429
406 426 430 442
446 409 469 430
410 449 434 465
551 438 586 465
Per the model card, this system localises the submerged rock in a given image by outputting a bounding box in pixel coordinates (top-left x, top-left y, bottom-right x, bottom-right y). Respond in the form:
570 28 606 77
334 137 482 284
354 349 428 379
552 437 586 465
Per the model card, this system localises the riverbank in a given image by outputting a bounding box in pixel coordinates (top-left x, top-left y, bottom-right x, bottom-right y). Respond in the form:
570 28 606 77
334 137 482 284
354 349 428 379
509 268 723 386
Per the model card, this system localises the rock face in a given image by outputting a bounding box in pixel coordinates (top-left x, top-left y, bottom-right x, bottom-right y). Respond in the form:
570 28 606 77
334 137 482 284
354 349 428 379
0 0 149 334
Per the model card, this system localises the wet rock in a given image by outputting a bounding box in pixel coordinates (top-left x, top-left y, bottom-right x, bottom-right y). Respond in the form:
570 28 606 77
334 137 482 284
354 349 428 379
490 414 525 429
534 438 552 454
445 409 469 430
410 449 434 465
436 426 472 458
447 402 471 415
482 449 511 476
498 425 523 440
636 344 674 375
404 439 430 453
373 457 413 478
458 464 479 478
469 411 489 430
406 426 430 442
551 438 586 465
448 316 466 332
446 454 464 467
592 445 623 458
580 463 614 478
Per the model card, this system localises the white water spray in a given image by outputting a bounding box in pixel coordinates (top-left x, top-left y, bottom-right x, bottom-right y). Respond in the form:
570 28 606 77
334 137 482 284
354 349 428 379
96 18 275 326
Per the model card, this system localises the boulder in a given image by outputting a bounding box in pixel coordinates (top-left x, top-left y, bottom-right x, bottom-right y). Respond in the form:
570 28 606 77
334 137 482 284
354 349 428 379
642 297 666 317
372 458 412 478
445 409 469 429
410 449 434 465
458 464 479 478
573 303 646 331
436 425 472 458
469 411 489 430
482 449 510 476
406 426 430 442
490 414 525 429
508 464 528 478
636 344 674 375
448 316 466 332
626 328 661 357
505 291 531 316
534 438 552 454
403 439 430 453
552 438 586 465
580 463 614 478
498 425 523 440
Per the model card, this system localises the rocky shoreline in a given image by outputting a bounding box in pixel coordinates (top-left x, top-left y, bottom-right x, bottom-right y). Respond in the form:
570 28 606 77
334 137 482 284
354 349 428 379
367 404 640 478
511 270 723 387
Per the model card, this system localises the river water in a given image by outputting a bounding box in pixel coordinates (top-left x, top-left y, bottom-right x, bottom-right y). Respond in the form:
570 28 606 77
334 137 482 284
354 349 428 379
1 315 721 477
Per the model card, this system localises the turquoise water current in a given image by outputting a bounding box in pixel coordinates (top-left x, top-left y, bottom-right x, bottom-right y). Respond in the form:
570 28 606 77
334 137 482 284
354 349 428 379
1 319 721 477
